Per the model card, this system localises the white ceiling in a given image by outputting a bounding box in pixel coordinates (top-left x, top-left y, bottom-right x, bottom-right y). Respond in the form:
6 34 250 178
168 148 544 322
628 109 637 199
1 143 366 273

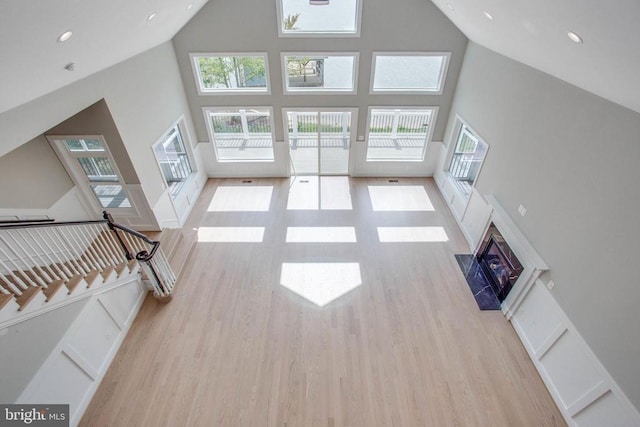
1 0 639 115
0 0 208 115
430 0 640 114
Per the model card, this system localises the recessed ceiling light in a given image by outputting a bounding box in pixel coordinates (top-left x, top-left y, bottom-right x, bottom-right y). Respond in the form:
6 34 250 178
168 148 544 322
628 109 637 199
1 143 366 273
447 3 454 11
567 31 583 43
186 3 193 10
147 12 157 21
57 30 73 43
484 11 494 20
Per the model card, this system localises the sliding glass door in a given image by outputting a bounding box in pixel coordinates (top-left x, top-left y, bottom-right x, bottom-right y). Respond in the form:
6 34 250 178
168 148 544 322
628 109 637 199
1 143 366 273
286 110 352 175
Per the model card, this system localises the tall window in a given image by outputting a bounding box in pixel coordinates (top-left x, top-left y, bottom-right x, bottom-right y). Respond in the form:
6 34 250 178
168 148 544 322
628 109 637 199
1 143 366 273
371 53 450 94
366 107 437 161
153 125 193 198
448 123 488 196
204 107 275 161
191 54 269 94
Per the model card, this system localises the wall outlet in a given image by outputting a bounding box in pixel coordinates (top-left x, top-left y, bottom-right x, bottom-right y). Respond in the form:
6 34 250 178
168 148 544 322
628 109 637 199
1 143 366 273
357 135 365 141
547 280 555 290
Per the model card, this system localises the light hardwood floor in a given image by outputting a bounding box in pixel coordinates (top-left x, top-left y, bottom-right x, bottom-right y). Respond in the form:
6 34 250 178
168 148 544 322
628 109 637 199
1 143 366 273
81 177 565 426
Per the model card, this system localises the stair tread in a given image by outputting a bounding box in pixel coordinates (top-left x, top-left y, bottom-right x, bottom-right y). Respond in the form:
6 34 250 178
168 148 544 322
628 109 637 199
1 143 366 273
42 279 66 301
15 286 42 311
0 293 14 311
64 274 85 294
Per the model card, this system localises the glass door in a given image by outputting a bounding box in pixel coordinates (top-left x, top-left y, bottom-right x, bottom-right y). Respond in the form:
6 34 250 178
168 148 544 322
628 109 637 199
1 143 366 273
286 110 351 175
47 136 135 215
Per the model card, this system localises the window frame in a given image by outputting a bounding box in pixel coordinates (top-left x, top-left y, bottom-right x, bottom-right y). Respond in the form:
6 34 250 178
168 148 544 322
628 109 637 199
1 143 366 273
281 52 359 94
364 106 439 162
190 53 271 95
46 135 138 216
152 120 195 199
276 0 363 37
203 106 276 163
369 52 451 95
446 117 489 196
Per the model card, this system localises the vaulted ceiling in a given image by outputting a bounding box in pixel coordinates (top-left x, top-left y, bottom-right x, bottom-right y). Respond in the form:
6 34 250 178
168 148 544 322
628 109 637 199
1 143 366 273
1 0 638 115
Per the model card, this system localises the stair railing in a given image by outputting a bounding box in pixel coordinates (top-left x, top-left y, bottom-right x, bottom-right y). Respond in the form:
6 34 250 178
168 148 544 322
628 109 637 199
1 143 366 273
0 214 176 314
103 212 176 299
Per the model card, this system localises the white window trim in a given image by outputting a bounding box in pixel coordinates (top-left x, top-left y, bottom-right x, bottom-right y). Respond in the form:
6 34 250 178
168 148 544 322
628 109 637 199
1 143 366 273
189 52 271 95
152 117 196 199
364 106 439 163
444 115 490 198
202 106 276 163
281 52 359 95
369 52 451 95
46 134 139 217
275 0 362 38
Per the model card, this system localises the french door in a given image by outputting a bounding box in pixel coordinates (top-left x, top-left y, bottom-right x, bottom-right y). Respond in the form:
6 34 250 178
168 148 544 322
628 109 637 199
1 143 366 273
47 135 137 217
285 110 353 175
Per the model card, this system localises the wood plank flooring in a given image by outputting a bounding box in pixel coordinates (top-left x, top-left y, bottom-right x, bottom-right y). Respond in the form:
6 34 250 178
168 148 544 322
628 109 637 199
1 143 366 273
81 177 565 426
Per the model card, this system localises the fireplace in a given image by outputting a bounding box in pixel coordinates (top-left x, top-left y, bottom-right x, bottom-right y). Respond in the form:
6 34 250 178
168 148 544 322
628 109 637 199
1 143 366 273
476 223 523 302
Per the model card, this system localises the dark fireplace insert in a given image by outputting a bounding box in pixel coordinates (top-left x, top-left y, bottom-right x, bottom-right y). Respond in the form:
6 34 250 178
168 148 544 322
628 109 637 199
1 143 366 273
476 223 524 302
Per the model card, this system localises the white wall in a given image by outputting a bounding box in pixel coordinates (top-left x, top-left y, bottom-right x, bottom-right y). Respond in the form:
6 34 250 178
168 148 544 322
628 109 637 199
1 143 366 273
172 0 468 177
0 300 88 403
439 42 640 412
0 42 203 228
0 136 73 210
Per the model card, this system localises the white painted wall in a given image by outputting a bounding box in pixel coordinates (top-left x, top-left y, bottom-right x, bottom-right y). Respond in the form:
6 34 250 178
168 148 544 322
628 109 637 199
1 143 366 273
172 0 468 177
0 300 88 403
437 41 640 414
0 42 204 229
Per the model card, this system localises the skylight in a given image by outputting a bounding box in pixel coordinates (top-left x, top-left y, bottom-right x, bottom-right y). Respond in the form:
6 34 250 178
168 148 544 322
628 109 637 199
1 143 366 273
277 0 362 37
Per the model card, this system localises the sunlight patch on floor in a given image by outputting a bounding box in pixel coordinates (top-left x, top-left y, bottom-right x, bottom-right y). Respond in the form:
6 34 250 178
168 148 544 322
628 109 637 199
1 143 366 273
367 185 434 211
287 176 352 210
208 186 273 212
377 226 449 242
320 176 353 210
280 262 362 307
285 227 357 243
197 227 265 242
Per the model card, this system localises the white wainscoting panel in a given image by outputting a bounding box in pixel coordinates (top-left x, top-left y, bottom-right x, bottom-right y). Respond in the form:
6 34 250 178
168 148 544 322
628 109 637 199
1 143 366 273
459 188 492 250
511 280 640 426
17 278 146 426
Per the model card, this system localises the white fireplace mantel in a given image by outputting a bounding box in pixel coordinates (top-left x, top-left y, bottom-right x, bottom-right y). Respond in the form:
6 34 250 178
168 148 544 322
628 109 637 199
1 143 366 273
483 194 548 318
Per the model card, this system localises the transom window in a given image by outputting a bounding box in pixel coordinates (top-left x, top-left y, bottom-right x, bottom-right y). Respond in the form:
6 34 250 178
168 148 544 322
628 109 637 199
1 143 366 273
277 0 362 37
190 53 269 94
366 107 437 161
448 122 488 197
282 53 358 93
371 53 450 94
204 107 275 162
153 124 193 198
